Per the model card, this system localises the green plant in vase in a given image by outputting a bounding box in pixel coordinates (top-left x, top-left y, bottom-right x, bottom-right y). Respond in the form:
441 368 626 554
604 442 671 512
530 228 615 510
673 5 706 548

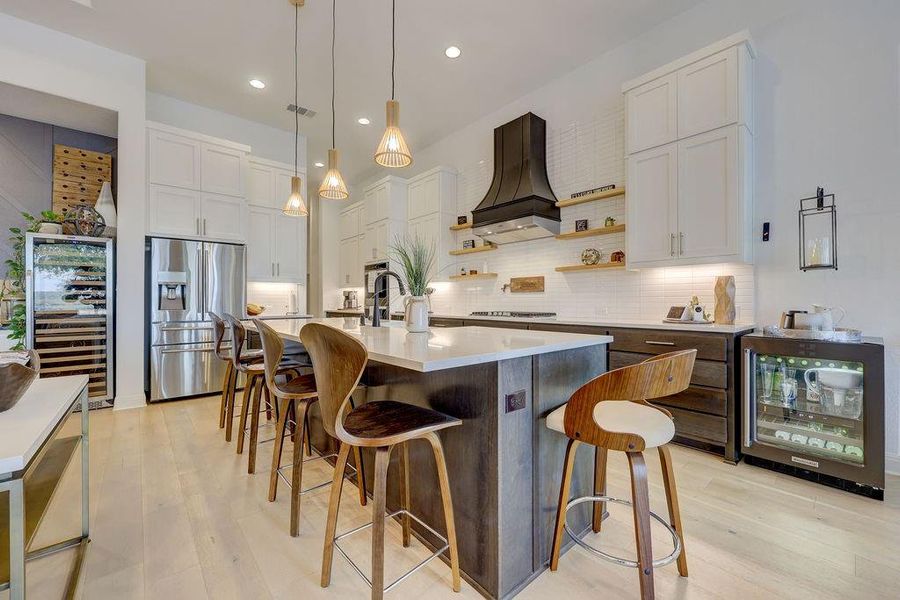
390 235 435 333
3 211 62 349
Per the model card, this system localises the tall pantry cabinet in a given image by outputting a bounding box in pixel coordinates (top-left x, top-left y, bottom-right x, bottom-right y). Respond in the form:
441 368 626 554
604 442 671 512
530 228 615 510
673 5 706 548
624 32 754 269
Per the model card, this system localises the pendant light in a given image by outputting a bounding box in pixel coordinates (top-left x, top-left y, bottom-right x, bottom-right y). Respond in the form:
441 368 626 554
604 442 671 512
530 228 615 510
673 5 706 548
318 0 349 199
374 0 412 168
283 0 308 216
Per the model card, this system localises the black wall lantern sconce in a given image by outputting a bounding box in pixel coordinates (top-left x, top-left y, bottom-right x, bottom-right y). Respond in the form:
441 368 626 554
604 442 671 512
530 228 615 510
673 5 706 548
799 187 837 271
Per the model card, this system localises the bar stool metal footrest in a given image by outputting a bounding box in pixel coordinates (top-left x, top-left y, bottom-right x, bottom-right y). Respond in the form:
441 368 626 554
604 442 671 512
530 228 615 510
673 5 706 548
275 451 359 496
564 496 682 569
333 509 451 594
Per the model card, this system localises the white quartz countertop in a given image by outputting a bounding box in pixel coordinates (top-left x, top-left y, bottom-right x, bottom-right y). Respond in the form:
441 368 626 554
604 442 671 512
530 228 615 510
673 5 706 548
0 375 87 474
251 318 612 372
412 312 756 334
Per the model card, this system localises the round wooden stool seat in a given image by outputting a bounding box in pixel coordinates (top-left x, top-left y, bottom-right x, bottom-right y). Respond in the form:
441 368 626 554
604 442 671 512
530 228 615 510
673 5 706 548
343 401 461 445
546 401 675 448
278 373 317 396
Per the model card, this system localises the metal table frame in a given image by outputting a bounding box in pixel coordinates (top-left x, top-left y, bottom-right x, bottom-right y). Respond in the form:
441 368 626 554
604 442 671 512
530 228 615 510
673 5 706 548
0 385 90 599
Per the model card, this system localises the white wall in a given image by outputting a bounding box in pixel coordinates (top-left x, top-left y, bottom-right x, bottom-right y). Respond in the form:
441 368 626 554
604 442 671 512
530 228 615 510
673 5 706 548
0 12 147 409
146 92 304 165
345 0 900 468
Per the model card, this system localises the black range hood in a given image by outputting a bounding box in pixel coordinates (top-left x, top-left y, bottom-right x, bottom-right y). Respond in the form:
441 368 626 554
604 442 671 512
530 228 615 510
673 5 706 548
471 112 560 244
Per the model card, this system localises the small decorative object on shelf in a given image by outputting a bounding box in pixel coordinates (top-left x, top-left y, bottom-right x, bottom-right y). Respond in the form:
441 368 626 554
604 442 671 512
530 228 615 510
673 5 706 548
462 239 476 249
610 250 625 263
604 216 617 227
575 219 589 232
714 275 736 324
94 181 117 238
581 248 602 265
688 295 712 323
460 266 467 276
64 205 105 237
799 187 838 271
457 215 468 225
571 184 615 199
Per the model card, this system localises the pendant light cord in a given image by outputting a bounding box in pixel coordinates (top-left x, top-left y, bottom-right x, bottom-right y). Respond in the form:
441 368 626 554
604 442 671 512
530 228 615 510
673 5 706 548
331 0 336 148
294 2 299 177
391 0 396 100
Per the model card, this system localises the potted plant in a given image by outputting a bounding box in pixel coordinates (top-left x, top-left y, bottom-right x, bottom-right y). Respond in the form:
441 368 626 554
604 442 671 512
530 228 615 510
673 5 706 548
390 235 435 333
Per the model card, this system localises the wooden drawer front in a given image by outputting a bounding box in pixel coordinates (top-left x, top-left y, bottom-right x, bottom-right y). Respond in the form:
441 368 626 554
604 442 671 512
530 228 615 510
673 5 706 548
527 323 607 334
609 351 726 388
607 328 727 361
668 406 727 444
652 385 727 417
464 319 530 330
430 317 465 328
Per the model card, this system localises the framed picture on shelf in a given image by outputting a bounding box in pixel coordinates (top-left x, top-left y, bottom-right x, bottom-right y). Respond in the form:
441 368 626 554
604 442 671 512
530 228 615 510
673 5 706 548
575 219 589 232
462 239 476 249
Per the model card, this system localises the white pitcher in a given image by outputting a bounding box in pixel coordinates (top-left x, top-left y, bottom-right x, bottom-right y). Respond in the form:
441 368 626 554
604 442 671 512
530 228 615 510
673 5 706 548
404 296 429 333
811 304 846 332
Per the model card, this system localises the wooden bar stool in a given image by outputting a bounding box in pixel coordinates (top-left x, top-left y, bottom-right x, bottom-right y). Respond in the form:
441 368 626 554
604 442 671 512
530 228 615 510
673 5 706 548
223 314 302 473
300 323 461 600
210 311 245 436
547 349 696 600
254 319 367 536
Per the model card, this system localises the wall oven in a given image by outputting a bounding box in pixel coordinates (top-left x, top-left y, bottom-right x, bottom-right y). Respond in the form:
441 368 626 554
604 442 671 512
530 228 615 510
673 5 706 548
741 333 884 499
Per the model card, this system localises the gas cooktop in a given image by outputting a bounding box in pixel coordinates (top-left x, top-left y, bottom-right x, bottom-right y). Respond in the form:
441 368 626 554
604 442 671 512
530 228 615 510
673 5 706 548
470 311 557 319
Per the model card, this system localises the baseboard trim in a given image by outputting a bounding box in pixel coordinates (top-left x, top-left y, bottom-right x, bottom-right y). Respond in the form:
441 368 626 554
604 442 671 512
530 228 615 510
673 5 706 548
113 392 147 411
886 453 900 476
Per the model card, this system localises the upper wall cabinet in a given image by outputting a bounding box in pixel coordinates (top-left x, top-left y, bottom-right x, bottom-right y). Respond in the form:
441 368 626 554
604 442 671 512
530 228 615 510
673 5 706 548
407 167 456 221
626 73 677 154
201 144 246 197
148 129 201 189
624 32 754 268
248 157 304 210
363 176 408 225
624 32 754 154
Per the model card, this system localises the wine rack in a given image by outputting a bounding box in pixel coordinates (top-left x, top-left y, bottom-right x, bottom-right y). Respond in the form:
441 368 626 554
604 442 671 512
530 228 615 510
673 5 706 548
25 233 114 409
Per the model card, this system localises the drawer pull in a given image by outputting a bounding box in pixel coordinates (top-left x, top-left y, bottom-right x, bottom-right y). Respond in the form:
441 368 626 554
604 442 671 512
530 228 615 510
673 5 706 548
645 340 676 346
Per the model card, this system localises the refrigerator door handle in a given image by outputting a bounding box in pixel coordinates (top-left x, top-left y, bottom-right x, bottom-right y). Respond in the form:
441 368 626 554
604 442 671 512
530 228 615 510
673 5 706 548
743 349 753 447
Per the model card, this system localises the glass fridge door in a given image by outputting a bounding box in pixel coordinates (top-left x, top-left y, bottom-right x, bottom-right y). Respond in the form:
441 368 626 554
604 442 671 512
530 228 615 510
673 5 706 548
28 235 113 404
750 352 865 466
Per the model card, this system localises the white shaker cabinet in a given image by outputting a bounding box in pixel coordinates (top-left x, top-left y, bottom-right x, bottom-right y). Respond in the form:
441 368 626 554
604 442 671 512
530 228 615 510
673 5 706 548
339 237 362 287
248 207 306 282
364 176 407 224
248 157 303 210
624 32 754 269
200 193 246 242
201 143 246 197
148 129 201 189
626 73 677 154
340 205 362 240
626 144 678 265
147 185 201 238
362 220 405 263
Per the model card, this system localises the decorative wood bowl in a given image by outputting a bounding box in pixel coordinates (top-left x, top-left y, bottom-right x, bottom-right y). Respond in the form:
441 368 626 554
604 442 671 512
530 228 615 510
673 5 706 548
0 350 40 413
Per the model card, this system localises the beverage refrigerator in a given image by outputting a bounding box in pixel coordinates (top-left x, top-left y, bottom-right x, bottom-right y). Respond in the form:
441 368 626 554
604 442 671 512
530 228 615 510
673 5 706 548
145 237 246 401
25 232 114 409
741 332 884 499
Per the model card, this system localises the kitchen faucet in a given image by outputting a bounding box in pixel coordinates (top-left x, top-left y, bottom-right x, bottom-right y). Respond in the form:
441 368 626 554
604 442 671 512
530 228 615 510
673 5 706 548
371 271 406 327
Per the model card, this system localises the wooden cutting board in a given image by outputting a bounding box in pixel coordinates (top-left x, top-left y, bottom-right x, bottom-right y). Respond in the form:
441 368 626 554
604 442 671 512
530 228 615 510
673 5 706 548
509 276 544 293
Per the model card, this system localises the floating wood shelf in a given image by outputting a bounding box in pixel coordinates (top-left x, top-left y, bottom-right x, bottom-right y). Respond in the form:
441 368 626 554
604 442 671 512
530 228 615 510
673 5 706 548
555 262 626 272
449 222 472 231
448 273 498 281
555 187 625 208
556 224 626 240
449 244 497 256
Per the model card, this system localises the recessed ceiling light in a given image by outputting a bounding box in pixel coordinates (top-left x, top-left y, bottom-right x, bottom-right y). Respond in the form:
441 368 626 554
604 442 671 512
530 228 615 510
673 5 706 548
357 117 371 125
314 162 325 168
248 79 266 89
445 46 461 59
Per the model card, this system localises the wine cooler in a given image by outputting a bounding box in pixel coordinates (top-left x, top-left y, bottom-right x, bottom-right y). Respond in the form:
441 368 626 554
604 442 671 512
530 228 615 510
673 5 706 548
25 233 114 409
741 333 884 499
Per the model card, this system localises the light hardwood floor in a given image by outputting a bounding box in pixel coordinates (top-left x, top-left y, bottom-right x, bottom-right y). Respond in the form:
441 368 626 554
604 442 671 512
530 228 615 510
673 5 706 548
6 394 900 599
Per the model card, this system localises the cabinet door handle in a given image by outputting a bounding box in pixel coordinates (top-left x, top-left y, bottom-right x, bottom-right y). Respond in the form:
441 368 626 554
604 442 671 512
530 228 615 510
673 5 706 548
670 233 676 257
196 218 200 235
645 340 676 346
203 219 207 235
679 232 685 256
276 263 280 276
271 263 275 277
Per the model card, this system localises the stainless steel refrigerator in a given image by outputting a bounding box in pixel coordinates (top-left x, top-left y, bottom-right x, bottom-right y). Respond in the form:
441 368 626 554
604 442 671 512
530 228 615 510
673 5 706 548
145 237 245 401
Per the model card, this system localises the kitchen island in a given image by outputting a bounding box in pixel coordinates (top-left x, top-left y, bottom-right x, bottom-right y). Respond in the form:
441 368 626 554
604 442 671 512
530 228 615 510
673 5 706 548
255 318 612 599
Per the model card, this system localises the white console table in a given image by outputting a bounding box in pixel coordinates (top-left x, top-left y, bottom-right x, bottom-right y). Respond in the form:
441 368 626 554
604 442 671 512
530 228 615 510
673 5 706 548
0 375 90 599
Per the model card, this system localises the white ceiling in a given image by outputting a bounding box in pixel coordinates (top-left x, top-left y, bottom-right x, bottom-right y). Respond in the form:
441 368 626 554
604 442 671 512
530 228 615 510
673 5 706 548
0 0 703 186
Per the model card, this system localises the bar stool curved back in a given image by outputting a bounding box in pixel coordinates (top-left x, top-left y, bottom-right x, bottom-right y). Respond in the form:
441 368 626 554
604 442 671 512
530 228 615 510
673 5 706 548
301 322 462 600
208 311 236 432
548 349 696 600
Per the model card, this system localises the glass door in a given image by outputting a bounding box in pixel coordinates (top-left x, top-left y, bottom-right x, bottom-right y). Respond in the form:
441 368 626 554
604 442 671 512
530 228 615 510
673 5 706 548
750 352 865 466
27 234 114 406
